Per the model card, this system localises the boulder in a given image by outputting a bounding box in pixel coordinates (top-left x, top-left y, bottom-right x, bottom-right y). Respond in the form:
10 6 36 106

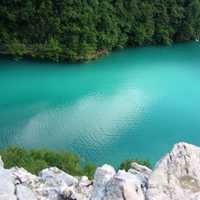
39 167 92 200
39 167 78 187
0 169 16 200
76 176 93 198
10 167 60 200
130 162 152 177
10 167 39 185
128 162 152 192
91 164 116 200
62 176 93 200
147 142 200 200
103 170 145 200
16 185 37 200
1 141 200 200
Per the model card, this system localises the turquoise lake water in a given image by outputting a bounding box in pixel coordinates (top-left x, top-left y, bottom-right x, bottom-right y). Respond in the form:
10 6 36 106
1 42 200 166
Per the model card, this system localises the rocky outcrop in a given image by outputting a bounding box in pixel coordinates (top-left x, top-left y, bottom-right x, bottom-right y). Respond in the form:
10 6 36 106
102 170 146 200
147 142 200 200
92 164 146 200
16 185 37 200
1 142 200 200
92 164 116 200
0 168 16 200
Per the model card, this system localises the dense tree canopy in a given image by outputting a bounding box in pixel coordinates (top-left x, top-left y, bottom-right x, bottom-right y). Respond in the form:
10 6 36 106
0 0 200 62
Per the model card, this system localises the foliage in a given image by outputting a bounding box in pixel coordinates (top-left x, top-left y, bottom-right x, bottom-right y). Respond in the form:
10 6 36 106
119 159 152 171
0 147 96 179
0 0 200 62
1 147 154 180
5 38 28 58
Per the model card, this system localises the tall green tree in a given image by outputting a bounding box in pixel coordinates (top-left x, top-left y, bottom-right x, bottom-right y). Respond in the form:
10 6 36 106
0 0 199 62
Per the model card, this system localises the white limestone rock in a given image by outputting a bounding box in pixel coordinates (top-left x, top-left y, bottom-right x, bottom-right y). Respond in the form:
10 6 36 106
0 169 16 200
10 167 60 200
2 141 200 200
39 167 92 200
39 167 78 187
76 176 93 199
0 156 4 169
128 162 152 192
62 185 91 200
62 176 92 200
16 185 37 200
103 170 145 200
38 167 78 200
130 162 152 177
10 167 39 185
79 176 91 187
147 142 200 200
91 164 116 200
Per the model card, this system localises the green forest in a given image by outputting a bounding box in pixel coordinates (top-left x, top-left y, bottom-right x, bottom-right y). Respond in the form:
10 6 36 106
0 0 200 62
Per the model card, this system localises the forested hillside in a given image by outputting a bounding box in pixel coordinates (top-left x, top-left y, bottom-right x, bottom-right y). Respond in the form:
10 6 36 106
0 0 200 62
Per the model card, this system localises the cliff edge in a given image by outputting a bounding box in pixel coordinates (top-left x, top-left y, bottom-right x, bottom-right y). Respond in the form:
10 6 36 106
0 142 200 200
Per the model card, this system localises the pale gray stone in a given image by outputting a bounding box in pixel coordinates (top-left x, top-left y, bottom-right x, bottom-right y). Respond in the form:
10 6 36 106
16 185 37 200
91 164 116 200
0 169 16 200
1 142 200 200
103 170 145 200
39 167 78 187
128 162 152 192
130 162 152 177
10 167 39 185
10 167 59 200
147 142 200 200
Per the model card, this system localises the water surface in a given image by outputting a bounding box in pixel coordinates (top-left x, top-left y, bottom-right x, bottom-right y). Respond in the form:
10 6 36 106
1 42 200 166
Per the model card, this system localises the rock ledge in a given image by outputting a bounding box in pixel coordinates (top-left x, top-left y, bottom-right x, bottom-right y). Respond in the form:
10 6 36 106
0 142 200 200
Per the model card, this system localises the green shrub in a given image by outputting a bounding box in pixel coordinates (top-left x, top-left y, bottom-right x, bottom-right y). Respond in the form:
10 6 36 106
0 147 96 179
119 159 152 171
0 147 153 179
5 39 28 58
84 163 97 180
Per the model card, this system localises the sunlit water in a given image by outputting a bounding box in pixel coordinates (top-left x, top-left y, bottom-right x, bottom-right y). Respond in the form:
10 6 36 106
1 42 200 166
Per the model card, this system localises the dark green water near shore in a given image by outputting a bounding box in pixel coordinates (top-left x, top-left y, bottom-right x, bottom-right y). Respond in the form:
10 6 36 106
1 42 200 166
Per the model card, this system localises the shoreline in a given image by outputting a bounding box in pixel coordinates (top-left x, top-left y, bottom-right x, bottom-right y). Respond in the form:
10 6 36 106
0 40 197 64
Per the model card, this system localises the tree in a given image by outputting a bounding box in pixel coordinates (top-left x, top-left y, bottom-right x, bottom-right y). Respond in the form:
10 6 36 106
0 0 199 62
